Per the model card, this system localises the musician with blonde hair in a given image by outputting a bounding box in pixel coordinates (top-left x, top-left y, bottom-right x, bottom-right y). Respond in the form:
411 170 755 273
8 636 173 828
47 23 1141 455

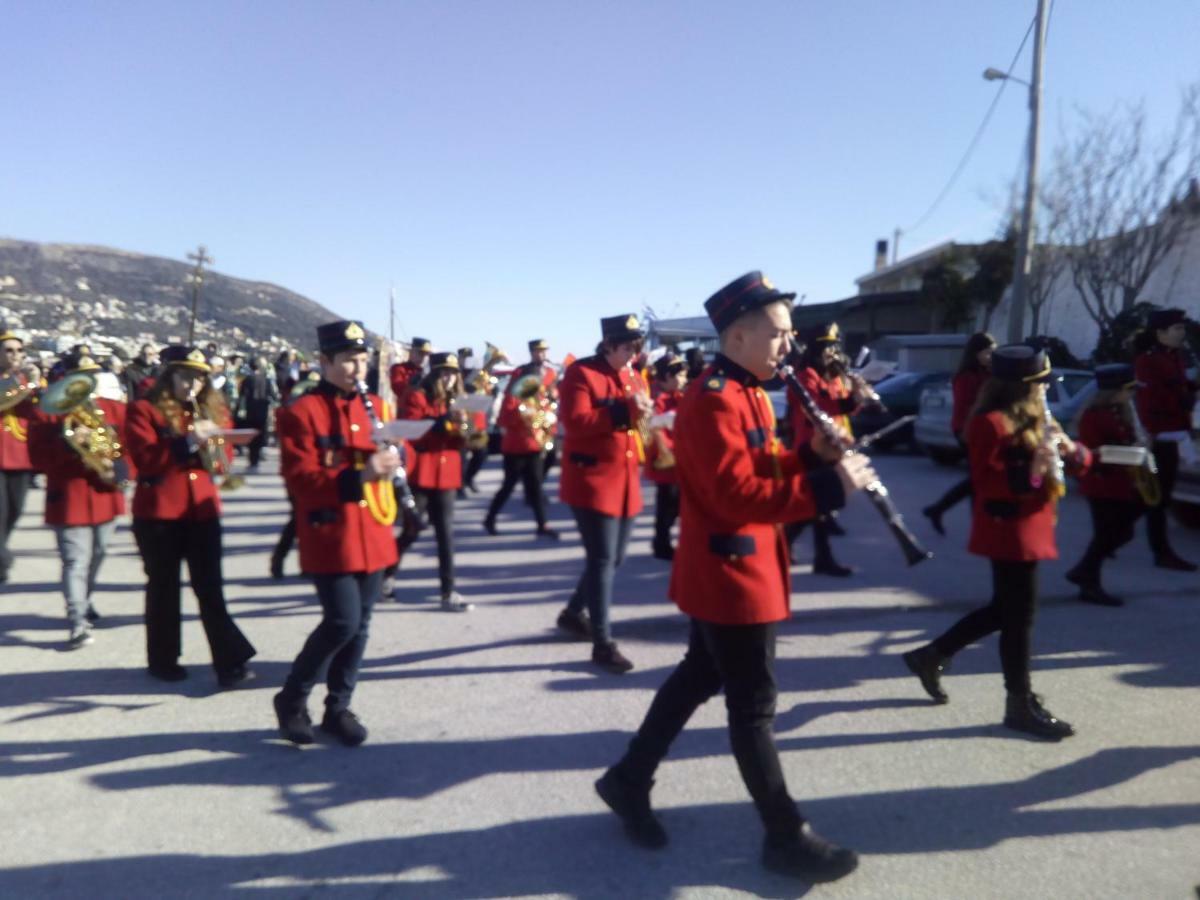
126 345 256 687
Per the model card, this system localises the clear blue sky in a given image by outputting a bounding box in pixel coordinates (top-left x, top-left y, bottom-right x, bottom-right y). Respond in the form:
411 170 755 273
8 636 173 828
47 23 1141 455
5 1 1198 359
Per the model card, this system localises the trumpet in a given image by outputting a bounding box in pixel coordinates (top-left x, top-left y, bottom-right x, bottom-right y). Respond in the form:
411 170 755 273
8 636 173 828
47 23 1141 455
189 398 245 492
1031 404 1066 498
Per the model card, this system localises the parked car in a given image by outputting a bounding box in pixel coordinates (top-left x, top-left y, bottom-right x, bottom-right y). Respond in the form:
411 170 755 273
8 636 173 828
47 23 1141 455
915 368 1094 465
850 371 950 451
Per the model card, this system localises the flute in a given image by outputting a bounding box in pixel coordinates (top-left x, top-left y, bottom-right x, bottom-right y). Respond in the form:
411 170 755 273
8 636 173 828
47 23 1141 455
778 346 932 566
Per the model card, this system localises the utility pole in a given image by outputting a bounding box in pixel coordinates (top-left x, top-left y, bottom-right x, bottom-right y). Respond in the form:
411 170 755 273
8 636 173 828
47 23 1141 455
186 245 214 344
389 283 396 344
892 227 901 265
1005 0 1049 344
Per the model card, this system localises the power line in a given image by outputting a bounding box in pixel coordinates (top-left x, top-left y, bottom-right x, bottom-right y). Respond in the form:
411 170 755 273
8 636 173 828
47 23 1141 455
900 15 1037 238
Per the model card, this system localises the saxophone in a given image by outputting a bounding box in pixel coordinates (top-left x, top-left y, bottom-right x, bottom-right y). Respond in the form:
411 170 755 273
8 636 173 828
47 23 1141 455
355 380 421 540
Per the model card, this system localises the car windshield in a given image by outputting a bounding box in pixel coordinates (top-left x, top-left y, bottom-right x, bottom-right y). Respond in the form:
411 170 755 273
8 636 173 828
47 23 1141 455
876 372 923 394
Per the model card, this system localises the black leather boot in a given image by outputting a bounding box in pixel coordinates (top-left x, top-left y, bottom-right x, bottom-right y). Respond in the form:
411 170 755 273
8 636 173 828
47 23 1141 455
902 644 949 703
1003 692 1074 741
762 822 859 883
595 768 668 849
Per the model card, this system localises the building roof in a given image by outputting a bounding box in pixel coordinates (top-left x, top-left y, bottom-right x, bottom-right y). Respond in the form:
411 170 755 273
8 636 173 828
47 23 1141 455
646 315 716 341
854 240 961 289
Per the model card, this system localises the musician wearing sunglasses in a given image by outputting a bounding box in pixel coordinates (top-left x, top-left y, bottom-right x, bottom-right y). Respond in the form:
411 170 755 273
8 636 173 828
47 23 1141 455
126 345 256 688
595 273 872 883
30 351 133 648
273 321 400 747
555 314 651 674
0 327 40 585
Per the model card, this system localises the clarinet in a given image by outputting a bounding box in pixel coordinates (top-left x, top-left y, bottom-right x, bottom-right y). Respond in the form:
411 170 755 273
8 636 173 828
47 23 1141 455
778 355 932 566
355 380 421 538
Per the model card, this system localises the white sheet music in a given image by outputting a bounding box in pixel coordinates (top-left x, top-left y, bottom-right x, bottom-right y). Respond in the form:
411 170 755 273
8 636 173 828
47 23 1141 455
376 419 435 441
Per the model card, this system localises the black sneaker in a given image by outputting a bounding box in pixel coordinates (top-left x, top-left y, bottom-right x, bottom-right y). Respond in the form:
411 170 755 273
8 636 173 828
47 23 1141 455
592 641 634 674
320 708 368 747
902 645 949 704
652 545 674 561
762 823 859 883
1154 552 1198 572
595 769 668 849
922 505 945 536
813 557 852 577
556 608 592 641
273 691 314 745
440 592 475 613
217 664 256 689
1078 584 1123 607
148 663 188 682
483 517 499 536
67 625 94 650
85 605 101 624
537 526 560 541
1003 692 1074 741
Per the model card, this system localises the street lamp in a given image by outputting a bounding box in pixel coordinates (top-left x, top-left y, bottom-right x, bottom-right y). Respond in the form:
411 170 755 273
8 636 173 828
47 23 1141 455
982 67 1030 88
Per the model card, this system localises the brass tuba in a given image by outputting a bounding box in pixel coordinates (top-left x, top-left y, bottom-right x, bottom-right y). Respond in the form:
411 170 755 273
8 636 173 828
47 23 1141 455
511 372 558 452
464 343 508 451
40 371 128 486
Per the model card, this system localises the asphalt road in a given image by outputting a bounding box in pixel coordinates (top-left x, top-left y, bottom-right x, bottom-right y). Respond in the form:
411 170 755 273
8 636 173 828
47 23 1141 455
2 449 1198 899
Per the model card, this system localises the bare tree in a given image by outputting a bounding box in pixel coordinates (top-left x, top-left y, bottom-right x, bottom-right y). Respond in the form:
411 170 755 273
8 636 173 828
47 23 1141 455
1049 85 1200 337
1026 188 1069 335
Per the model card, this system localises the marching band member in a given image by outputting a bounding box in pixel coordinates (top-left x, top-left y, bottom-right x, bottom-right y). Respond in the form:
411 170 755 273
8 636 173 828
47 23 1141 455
389 337 430 405
401 351 473 612
645 352 687 561
0 326 39 585
1065 365 1145 607
596 273 871 882
555 314 649 673
457 346 490 495
903 345 1089 741
269 371 321 580
483 340 560 540
923 332 996 534
785 323 870 576
126 345 256 687
1133 308 1197 571
30 351 132 648
273 321 400 746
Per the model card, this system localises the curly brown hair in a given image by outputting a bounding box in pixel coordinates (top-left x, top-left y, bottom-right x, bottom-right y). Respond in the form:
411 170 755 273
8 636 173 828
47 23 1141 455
147 369 230 433
970 378 1046 452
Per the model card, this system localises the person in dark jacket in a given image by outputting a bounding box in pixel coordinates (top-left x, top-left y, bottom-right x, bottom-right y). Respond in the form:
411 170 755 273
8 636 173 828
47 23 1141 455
237 357 279 469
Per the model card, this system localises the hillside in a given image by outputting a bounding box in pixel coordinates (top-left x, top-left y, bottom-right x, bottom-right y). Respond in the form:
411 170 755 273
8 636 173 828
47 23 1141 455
0 239 347 355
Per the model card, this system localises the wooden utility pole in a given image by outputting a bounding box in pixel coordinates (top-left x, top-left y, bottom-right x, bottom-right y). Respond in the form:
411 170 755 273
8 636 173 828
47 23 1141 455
186 244 214 344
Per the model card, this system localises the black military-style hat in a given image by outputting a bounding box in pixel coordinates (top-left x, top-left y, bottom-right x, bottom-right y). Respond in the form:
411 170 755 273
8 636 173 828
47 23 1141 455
808 321 841 345
600 314 645 343
991 344 1051 384
529 338 549 353
457 346 474 361
430 351 460 371
703 271 797 333
1095 363 1137 391
62 350 101 374
1148 307 1187 331
316 320 368 355
410 337 432 353
160 344 212 373
653 352 686 380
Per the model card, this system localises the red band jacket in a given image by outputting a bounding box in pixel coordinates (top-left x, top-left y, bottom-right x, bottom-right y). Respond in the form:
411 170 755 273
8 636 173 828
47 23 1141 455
967 410 1092 561
0 384 37 471
389 362 423 405
558 356 644 518
951 369 989 437
126 398 231 521
1076 405 1139 502
644 390 682 486
277 380 400 575
401 388 465 491
671 358 845 625
30 398 133 526
1135 345 1196 436
788 367 857 447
